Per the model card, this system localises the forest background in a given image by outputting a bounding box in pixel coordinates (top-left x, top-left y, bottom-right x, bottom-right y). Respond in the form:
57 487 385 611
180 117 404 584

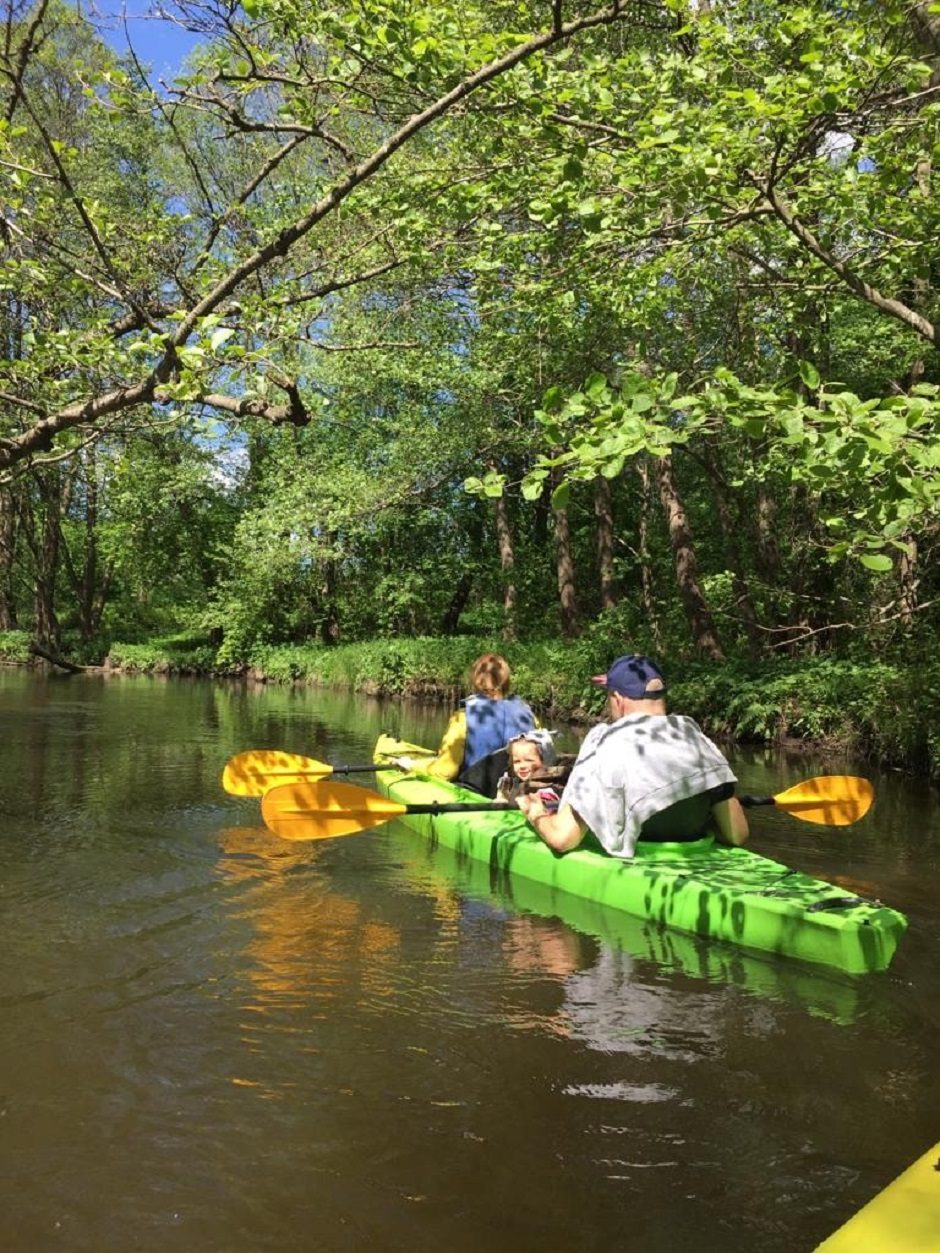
2 0 940 774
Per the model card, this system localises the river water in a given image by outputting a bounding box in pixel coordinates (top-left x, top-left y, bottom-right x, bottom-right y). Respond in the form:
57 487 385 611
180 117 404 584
1 669 937 1252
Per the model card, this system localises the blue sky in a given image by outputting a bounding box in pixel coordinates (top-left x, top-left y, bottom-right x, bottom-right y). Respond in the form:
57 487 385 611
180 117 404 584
84 2 204 77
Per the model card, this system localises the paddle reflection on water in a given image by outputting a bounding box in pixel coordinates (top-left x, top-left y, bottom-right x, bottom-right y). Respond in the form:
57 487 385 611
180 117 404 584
215 823 401 1028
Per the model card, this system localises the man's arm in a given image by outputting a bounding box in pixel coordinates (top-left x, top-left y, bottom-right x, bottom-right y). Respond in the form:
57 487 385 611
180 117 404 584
712 796 749 846
517 793 586 853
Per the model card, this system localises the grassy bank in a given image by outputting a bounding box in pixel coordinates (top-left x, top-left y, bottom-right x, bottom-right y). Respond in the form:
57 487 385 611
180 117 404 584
244 641 937 779
0 630 30 663
5 630 938 779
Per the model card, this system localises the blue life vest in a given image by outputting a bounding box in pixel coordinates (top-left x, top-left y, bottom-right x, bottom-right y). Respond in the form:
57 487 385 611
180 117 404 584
459 695 535 795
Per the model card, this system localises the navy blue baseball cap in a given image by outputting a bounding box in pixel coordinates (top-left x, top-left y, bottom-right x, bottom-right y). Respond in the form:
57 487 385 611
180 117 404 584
591 654 666 699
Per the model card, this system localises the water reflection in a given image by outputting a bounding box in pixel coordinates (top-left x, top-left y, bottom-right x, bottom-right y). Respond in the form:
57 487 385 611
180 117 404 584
381 824 871 1029
2 669 938 1253
215 825 401 1086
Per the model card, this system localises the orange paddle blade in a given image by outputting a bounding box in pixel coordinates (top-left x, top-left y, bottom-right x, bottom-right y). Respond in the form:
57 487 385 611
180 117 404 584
262 780 408 841
222 750 332 797
772 775 873 826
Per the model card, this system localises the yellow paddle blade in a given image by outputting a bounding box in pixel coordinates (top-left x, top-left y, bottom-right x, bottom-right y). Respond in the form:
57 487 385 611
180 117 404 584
261 780 408 842
773 775 873 826
222 750 332 797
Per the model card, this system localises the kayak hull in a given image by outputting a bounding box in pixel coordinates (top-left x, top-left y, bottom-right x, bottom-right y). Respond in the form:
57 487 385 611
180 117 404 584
373 734 907 975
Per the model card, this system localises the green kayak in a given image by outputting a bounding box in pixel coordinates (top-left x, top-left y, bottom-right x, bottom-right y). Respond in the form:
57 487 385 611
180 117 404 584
373 734 907 975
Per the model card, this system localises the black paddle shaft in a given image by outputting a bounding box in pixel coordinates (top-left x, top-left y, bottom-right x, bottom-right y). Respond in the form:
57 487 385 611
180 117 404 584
411 797 776 815
405 802 515 815
739 795 775 809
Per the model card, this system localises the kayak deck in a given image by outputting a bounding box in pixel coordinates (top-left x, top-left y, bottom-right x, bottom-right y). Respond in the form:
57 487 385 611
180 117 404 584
814 1140 940 1251
373 734 907 975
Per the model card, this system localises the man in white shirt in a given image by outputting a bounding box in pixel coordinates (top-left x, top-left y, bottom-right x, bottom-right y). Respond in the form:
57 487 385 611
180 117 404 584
517 654 749 857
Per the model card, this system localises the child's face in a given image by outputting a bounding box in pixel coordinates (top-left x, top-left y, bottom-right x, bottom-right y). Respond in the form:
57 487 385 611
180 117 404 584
511 741 543 780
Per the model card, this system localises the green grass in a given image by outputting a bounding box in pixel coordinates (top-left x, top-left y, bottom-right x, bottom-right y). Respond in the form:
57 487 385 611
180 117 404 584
106 634 221 674
244 641 940 778
0 630 31 662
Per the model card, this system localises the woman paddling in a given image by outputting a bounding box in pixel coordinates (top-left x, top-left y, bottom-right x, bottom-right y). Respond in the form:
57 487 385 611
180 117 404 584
396 653 536 797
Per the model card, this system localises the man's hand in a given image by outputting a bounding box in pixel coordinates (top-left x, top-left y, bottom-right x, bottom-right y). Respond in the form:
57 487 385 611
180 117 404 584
516 792 546 821
517 793 586 854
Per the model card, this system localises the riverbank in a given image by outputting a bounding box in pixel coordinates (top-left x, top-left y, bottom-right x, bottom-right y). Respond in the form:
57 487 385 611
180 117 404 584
3 629 937 779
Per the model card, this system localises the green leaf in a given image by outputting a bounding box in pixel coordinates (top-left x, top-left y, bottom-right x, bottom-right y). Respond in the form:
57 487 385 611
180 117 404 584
798 360 821 390
584 371 608 401
210 327 235 351
551 481 570 510
859 553 893 572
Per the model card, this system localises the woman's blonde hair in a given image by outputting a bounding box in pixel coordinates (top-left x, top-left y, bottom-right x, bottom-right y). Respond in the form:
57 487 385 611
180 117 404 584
470 652 511 699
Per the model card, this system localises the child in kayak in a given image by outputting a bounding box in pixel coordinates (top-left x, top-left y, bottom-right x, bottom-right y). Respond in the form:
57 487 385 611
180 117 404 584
496 729 561 811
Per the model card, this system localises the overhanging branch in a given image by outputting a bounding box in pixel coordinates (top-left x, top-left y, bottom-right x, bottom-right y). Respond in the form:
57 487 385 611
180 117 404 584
751 173 937 347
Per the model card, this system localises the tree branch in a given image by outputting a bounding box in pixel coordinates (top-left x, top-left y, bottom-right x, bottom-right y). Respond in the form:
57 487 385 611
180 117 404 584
751 173 937 346
0 2 628 472
2 0 48 123
304 339 422 352
190 133 309 277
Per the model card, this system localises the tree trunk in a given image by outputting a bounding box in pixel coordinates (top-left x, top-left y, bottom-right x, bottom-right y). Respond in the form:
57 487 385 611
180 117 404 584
701 441 762 658
656 453 724 659
440 571 473 635
320 536 340 645
34 553 59 646
28 641 90 672
553 486 581 639
492 489 518 641
593 475 618 612
786 485 833 653
898 535 918 626
637 458 664 653
56 453 113 643
77 455 112 640
33 470 68 648
755 480 781 587
0 483 17 630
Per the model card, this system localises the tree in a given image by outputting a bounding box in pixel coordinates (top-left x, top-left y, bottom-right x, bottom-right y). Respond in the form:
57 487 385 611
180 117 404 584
0 0 633 472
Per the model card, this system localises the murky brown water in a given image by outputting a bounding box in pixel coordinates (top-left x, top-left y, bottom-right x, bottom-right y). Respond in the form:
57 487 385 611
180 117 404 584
1 669 937 1252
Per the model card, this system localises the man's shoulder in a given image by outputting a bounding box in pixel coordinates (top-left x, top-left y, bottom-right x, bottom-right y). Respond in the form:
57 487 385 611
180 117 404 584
575 712 705 757
590 713 711 752
577 721 610 751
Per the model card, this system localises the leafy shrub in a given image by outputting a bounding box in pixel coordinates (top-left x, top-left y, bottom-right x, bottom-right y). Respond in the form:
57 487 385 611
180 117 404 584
673 657 940 777
0 630 31 662
106 634 220 674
